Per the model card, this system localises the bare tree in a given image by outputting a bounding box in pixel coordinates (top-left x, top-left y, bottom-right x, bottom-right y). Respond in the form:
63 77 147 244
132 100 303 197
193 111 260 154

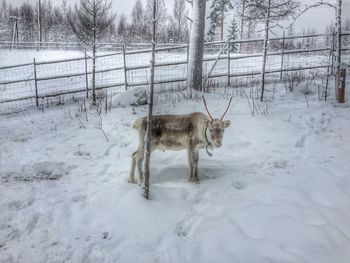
38 0 42 44
117 13 127 38
146 0 167 41
173 0 188 42
143 0 157 200
246 0 299 101
69 0 115 104
131 0 146 39
187 0 206 92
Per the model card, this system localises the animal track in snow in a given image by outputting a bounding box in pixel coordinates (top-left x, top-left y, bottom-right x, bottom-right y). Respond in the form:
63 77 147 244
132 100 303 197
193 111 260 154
232 180 248 190
1 162 74 183
174 214 202 238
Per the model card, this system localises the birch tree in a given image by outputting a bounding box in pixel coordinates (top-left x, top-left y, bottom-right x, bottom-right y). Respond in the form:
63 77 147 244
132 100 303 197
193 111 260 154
173 0 188 42
131 0 146 40
187 0 206 92
146 0 167 41
143 0 157 200
69 0 115 104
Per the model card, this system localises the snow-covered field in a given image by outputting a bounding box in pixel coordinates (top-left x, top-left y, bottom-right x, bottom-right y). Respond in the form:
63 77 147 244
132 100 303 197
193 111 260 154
1 83 350 262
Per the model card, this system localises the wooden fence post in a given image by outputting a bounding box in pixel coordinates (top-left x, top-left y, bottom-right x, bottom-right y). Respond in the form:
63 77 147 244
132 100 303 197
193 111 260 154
186 41 189 73
280 30 285 81
84 50 89 98
227 40 231 87
337 65 346 103
122 45 128 91
33 58 39 108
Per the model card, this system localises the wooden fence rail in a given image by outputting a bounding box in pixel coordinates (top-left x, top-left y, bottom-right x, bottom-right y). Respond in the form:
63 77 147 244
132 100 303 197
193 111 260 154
0 33 349 109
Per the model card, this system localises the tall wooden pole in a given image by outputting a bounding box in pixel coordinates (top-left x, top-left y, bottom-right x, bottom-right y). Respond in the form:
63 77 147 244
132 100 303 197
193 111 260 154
239 0 246 53
280 30 285 81
38 0 42 48
143 0 157 199
336 0 344 102
260 0 271 101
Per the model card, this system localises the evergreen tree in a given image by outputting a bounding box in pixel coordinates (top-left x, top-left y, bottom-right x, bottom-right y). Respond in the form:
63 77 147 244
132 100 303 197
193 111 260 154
228 16 238 52
207 0 233 41
69 0 115 104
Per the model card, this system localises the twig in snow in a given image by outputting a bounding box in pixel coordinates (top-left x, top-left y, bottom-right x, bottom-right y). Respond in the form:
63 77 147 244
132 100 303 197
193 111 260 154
78 118 86 129
95 111 109 142
304 94 309 109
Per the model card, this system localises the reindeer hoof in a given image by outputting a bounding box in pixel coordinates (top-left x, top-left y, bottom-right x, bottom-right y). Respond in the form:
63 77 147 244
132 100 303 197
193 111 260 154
189 177 200 183
128 178 137 184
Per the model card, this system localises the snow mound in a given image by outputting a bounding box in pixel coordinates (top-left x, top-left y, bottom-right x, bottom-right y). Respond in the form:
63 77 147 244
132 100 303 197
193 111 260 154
112 87 148 107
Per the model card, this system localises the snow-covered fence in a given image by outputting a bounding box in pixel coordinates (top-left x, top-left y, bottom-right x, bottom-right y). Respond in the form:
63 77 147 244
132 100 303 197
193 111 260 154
0 41 183 52
0 33 349 113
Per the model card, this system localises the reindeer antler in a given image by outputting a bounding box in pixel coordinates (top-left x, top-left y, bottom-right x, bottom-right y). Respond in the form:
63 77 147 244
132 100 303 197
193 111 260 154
202 96 213 120
221 96 233 120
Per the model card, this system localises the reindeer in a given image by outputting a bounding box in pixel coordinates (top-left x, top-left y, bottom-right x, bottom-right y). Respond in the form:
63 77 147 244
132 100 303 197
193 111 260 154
128 96 232 184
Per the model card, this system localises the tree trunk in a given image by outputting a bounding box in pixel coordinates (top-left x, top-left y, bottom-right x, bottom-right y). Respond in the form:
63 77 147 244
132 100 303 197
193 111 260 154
92 45 96 104
187 0 206 93
220 6 224 41
143 0 157 199
92 1 97 104
239 1 246 53
38 0 42 48
336 0 342 101
260 0 271 102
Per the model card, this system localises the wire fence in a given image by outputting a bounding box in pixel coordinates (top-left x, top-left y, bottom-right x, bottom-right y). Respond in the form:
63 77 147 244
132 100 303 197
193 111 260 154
0 33 349 113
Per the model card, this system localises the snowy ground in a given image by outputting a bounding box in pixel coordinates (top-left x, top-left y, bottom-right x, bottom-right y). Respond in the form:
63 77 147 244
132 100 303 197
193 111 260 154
1 84 350 263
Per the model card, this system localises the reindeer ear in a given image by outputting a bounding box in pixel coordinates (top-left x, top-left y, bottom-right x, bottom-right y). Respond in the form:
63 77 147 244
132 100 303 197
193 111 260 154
204 120 210 127
224 120 231 128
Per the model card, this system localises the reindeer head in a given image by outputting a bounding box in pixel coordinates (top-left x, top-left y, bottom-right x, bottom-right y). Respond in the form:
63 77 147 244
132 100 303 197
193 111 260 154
202 96 232 148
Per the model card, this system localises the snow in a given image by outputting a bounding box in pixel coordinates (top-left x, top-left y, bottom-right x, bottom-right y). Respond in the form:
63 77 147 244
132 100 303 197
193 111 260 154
1 84 350 263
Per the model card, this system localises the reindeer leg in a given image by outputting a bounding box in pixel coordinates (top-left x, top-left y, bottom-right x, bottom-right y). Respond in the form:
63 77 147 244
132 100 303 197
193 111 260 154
188 148 194 181
136 150 144 185
193 148 200 183
188 145 199 183
128 151 138 184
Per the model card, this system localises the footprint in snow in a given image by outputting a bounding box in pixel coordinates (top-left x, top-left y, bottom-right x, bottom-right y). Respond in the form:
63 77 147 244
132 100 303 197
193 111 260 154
232 180 247 190
175 215 202 238
295 135 306 148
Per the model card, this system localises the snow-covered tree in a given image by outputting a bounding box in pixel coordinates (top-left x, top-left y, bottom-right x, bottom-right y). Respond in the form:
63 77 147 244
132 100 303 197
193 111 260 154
130 0 146 40
117 13 127 37
228 16 238 52
18 2 35 41
146 0 167 41
173 0 188 42
246 0 299 101
70 0 115 104
207 0 233 41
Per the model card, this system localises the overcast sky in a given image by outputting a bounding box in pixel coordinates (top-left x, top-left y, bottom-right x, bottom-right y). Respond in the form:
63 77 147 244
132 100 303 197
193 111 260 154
9 0 350 34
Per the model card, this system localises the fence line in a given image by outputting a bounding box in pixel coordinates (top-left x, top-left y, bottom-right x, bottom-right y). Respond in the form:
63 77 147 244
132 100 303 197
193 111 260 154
0 33 349 112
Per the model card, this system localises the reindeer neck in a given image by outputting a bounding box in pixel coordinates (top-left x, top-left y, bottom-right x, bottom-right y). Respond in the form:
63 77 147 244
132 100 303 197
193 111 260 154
204 126 213 157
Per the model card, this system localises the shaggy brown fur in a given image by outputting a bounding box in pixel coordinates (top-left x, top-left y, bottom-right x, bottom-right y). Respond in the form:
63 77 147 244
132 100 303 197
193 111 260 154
129 112 230 184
